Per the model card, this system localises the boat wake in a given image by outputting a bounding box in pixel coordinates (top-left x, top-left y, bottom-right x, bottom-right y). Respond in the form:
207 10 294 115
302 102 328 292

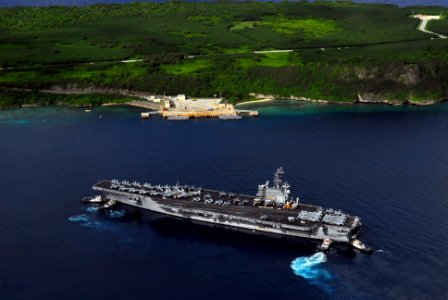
106 210 125 218
68 214 89 223
375 249 391 254
290 252 333 293
68 207 126 232
86 207 99 213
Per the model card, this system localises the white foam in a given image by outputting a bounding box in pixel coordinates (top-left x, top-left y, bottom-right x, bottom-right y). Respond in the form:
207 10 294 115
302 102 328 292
107 210 125 218
375 249 391 254
86 207 99 213
290 252 332 292
68 207 124 233
68 214 89 222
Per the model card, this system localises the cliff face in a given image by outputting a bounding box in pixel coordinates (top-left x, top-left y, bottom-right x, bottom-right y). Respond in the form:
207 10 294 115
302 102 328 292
249 62 448 105
353 64 421 85
2 60 447 107
355 62 447 105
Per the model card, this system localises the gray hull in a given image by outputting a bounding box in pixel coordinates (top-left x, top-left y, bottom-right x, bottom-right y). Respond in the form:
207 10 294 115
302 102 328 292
96 186 359 243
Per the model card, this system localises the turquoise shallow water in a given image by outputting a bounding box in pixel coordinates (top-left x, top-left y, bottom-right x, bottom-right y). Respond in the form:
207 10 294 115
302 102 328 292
1 103 448 299
240 100 448 116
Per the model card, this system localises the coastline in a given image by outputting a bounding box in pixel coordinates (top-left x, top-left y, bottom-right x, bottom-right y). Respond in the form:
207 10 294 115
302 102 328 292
1 87 445 111
101 100 160 111
0 100 159 111
0 87 161 111
235 95 446 108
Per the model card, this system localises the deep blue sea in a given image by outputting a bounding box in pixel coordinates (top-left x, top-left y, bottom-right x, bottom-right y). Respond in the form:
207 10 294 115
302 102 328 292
1 101 447 299
0 0 447 7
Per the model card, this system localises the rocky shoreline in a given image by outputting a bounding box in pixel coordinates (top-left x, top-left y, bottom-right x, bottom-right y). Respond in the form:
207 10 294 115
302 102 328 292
1 86 446 110
235 93 446 107
0 86 161 110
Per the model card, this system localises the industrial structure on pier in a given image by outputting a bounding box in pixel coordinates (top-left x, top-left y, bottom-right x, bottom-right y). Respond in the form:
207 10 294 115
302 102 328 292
141 94 258 120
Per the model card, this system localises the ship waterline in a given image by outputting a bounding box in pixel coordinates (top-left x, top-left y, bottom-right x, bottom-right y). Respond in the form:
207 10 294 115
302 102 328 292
90 168 368 251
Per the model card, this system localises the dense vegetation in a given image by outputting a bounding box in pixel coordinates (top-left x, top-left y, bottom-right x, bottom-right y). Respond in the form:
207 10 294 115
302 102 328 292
0 88 136 108
0 1 447 108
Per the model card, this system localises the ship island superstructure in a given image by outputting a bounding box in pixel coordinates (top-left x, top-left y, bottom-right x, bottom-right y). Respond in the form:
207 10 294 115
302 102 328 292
89 168 371 252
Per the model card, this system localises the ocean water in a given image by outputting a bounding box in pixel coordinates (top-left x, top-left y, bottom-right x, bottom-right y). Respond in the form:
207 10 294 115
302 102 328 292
0 0 447 7
1 102 448 299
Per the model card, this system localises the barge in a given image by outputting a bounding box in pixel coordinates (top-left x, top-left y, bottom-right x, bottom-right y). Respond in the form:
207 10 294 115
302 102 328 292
87 167 372 253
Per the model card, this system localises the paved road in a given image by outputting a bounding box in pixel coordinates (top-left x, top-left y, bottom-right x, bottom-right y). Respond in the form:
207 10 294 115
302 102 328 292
253 50 293 54
417 18 447 39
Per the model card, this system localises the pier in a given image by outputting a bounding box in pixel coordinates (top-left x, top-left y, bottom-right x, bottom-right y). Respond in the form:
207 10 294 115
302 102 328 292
236 109 260 117
141 94 259 120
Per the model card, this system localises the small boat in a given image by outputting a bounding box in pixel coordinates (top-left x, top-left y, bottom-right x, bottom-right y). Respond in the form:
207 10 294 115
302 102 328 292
85 109 92 112
319 238 333 251
219 114 242 120
82 195 105 204
350 239 373 254
141 112 150 119
166 116 189 121
100 199 117 210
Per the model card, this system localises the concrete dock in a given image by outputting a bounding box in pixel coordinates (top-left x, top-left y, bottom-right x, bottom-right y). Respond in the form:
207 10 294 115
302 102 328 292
159 94 258 120
236 109 260 117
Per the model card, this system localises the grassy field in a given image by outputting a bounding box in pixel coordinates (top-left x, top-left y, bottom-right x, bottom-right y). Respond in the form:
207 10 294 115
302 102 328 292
237 52 303 68
0 1 447 107
162 59 213 75
230 17 338 39
428 15 448 34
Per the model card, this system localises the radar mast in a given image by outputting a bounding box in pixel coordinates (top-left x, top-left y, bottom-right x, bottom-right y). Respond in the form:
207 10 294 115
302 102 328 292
274 167 284 188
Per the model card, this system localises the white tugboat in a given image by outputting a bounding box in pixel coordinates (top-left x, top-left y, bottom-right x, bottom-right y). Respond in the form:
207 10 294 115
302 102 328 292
319 238 333 251
82 195 104 204
351 239 373 253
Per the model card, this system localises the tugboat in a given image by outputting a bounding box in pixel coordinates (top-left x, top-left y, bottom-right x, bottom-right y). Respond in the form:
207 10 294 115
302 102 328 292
82 195 117 210
100 199 117 210
318 238 333 252
350 239 373 254
85 167 372 252
82 195 105 204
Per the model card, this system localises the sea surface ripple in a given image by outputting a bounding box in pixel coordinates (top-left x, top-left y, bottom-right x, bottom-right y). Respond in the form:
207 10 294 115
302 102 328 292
0 102 447 299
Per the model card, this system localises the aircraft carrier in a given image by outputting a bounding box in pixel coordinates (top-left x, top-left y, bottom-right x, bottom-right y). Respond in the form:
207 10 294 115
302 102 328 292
87 167 371 252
